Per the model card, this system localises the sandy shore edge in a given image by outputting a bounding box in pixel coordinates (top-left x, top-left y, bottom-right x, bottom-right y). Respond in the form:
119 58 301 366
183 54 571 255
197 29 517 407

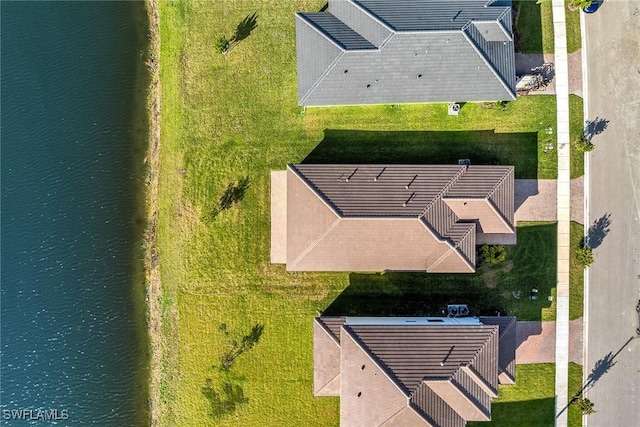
143 0 162 425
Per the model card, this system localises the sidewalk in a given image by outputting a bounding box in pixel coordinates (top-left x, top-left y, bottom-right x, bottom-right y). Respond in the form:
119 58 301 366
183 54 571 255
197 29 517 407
551 0 572 426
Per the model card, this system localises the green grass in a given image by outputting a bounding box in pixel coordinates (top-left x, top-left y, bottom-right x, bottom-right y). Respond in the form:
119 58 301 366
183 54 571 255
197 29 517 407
570 221 585 319
324 223 557 321
570 95 585 178
568 363 584 427
156 1 561 424
515 0 555 54
565 1 582 53
469 364 556 426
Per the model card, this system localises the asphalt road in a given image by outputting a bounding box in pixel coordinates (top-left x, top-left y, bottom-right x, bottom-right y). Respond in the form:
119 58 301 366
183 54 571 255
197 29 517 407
584 1 640 425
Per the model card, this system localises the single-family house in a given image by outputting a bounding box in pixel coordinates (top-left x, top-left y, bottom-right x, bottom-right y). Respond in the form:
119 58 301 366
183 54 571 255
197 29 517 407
296 0 517 106
270 164 515 272
314 315 517 426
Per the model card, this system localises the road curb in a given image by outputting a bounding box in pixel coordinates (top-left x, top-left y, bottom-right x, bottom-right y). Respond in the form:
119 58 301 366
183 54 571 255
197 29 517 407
580 9 590 427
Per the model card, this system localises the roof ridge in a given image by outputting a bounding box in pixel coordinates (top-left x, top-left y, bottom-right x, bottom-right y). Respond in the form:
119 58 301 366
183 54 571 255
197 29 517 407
342 325 411 396
288 164 343 216
289 217 341 269
315 317 342 345
485 197 515 233
419 167 466 219
485 167 515 231
462 29 515 99
295 15 347 105
486 166 512 199
427 244 474 273
468 325 499 369
296 13 349 50
348 0 396 34
450 370 492 420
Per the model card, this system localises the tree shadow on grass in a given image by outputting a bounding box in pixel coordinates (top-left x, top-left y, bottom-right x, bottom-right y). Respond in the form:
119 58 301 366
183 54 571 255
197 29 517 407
230 12 258 47
201 377 248 419
303 129 539 179
585 213 611 249
212 176 250 218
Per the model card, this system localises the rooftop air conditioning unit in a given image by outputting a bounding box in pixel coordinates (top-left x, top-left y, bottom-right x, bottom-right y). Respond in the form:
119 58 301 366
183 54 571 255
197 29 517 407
447 304 469 317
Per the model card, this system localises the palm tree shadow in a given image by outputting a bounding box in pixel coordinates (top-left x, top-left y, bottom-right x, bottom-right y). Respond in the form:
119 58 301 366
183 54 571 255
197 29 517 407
585 213 611 249
230 12 258 47
584 116 609 139
201 378 249 419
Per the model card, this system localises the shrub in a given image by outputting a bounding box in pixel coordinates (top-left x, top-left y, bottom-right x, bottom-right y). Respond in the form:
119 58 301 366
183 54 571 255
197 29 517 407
480 245 507 265
575 245 594 268
571 397 597 415
214 34 230 54
569 0 593 11
575 134 595 152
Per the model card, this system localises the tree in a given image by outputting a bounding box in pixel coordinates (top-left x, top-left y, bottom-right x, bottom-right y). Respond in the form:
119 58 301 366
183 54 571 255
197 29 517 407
568 0 592 11
575 245 594 268
214 35 230 54
571 397 597 415
575 134 596 152
480 245 507 265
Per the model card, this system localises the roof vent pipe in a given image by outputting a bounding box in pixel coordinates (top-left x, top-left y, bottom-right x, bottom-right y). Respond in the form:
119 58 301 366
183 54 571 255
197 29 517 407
405 174 418 189
345 168 358 182
403 192 416 207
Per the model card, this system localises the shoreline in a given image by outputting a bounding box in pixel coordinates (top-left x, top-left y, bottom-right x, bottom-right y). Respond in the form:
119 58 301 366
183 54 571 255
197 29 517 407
143 0 162 425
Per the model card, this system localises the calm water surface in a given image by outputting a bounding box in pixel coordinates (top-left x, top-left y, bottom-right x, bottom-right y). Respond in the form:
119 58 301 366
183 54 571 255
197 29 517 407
1 2 150 425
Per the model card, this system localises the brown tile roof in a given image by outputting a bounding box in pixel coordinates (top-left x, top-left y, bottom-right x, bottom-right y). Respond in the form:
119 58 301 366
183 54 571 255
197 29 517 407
282 164 515 272
314 316 517 427
345 324 499 393
480 316 517 384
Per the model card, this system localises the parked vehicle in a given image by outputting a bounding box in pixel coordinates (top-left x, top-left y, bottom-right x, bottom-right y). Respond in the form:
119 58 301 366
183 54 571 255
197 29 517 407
583 0 602 13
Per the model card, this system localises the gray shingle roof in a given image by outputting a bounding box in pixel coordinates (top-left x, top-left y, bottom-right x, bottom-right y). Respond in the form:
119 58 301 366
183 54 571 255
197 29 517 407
296 0 516 106
298 13 377 50
353 0 508 31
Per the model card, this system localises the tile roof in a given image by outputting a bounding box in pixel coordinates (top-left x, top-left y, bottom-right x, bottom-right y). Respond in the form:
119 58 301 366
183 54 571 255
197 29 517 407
352 0 508 32
296 0 516 106
281 164 515 272
314 316 517 427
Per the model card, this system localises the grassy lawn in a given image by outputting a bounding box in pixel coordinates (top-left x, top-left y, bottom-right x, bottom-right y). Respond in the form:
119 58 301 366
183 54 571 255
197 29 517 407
570 221 585 319
565 2 582 53
570 95 585 178
324 223 557 321
156 1 560 424
469 364 556 427
568 363 584 427
514 0 555 54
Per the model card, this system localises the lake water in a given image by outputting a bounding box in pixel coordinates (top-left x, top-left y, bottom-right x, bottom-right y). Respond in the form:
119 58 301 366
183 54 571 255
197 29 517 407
1 2 150 425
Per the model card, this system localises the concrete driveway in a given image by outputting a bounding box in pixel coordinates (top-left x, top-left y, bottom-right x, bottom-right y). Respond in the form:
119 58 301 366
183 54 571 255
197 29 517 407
516 320 583 364
515 178 584 223
583 1 640 425
515 52 583 96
